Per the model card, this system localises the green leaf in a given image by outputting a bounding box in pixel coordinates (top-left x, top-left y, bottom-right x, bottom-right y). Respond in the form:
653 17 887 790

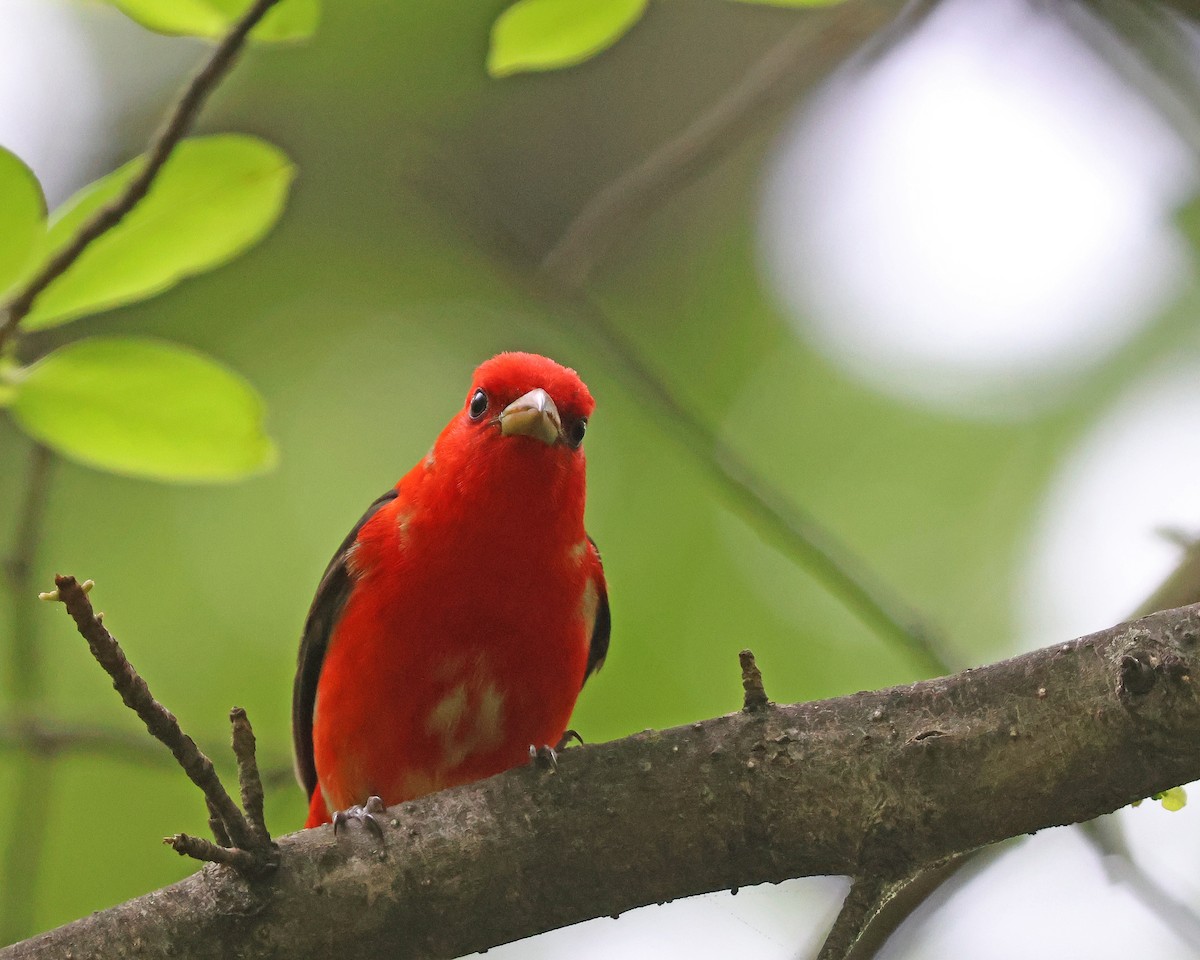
23 135 295 330
1156 786 1188 812
0 146 47 298
488 0 647 77
726 0 844 6
9 337 277 482
103 0 319 42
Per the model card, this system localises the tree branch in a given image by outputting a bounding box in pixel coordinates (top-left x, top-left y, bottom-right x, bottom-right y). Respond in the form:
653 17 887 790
0 0 284 355
554 289 952 676
40 575 267 863
6 603 1200 960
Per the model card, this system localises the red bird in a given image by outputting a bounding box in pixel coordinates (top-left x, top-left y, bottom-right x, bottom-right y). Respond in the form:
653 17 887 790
293 352 609 829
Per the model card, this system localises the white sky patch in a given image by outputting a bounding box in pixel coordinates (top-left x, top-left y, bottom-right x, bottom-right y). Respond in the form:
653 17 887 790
0 1 200 207
0 0 103 203
760 0 1194 417
484 878 847 960
888 829 1194 959
1019 359 1200 649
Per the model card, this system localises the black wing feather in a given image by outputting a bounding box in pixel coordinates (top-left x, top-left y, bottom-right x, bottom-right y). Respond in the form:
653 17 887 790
292 488 398 800
584 534 610 682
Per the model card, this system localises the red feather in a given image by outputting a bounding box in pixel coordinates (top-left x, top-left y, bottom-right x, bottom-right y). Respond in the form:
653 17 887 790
295 353 607 826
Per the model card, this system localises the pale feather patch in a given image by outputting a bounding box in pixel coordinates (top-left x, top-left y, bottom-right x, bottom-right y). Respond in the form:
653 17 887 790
426 683 468 736
425 675 507 769
343 540 364 579
396 508 414 540
569 539 589 564
579 578 599 634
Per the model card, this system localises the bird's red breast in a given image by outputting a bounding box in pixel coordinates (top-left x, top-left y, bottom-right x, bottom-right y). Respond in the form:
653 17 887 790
293 352 609 826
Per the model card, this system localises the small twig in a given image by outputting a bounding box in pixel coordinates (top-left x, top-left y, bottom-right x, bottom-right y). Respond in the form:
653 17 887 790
230 707 272 847
164 834 263 874
207 798 233 850
0 0 285 354
44 575 255 853
739 649 769 712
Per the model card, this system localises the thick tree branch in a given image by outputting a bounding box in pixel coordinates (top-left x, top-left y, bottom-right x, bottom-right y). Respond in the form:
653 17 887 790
6 603 1200 960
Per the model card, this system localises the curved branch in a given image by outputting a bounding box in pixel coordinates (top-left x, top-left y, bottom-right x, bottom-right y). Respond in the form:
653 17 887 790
0 0 284 354
7 603 1200 960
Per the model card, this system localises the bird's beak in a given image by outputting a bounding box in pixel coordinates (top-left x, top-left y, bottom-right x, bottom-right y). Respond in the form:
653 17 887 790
499 388 561 445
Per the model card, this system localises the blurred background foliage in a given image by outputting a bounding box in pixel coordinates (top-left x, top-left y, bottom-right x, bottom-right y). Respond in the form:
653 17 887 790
4 0 1200 956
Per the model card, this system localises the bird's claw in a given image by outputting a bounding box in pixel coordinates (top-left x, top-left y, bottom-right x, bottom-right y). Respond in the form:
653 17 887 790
332 795 387 840
556 729 584 751
529 743 558 772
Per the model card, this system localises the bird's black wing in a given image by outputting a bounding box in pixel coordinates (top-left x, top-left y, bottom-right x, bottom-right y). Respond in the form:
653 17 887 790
292 488 398 800
583 534 611 683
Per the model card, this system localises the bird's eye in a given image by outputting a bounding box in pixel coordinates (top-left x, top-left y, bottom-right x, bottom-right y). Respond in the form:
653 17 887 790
566 417 587 448
468 388 488 421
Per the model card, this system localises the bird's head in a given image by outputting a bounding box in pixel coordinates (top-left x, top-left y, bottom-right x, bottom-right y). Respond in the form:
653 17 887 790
458 352 594 455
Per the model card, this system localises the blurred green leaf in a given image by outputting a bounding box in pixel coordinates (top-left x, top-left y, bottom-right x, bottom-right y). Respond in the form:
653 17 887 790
488 0 647 77
23 135 295 330
103 0 319 42
9 337 277 482
0 146 47 298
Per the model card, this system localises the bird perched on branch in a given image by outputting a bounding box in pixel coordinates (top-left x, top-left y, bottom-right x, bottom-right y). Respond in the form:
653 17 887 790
293 352 609 830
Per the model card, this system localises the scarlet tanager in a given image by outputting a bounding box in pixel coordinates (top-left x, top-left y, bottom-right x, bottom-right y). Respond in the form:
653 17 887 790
293 352 609 829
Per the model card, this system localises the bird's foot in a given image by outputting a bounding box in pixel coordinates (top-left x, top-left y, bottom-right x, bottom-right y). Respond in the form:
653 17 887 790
332 795 387 839
555 729 584 751
529 743 559 772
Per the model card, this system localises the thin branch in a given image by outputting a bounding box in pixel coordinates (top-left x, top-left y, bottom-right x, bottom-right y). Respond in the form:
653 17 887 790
7 603 1200 960
230 707 272 848
739 649 770 712
164 833 263 874
555 289 953 676
42 575 255 853
0 0 285 355
1063 0 1200 159
815 856 969 960
815 874 890 960
539 0 931 288
531 2 953 676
